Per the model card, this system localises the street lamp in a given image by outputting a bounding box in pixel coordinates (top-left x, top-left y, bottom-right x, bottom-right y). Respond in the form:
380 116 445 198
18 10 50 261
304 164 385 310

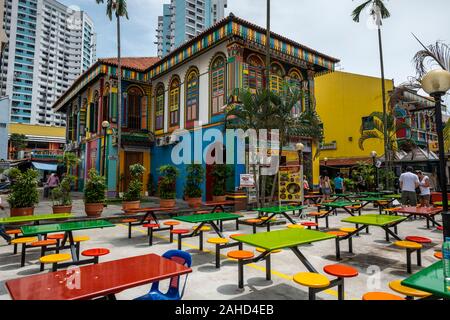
371 151 379 191
421 69 450 240
102 120 110 177
296 143 305 204
324 157 328 167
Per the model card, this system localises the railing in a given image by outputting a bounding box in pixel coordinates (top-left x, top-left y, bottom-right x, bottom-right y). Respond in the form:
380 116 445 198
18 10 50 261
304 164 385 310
30 149 64 160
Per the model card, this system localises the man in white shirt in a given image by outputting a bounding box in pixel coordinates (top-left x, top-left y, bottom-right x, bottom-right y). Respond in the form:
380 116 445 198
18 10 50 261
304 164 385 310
399 167 420 207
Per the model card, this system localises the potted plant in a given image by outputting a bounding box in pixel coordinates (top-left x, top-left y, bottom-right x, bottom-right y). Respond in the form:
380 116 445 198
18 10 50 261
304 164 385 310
84 168 106 217
122 163 146 211
211 164 230 202
51 175 75 213
184 164 204 208
7 168 39 217
158 165 179 208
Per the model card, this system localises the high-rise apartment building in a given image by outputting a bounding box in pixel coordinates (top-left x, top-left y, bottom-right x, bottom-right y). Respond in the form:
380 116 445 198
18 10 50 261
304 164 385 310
155 0 227 57
1 0 96 126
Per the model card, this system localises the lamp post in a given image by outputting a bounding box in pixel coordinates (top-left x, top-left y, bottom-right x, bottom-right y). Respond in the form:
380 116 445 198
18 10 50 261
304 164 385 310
324 157 328 168
296 143 305 204
102 120 110 177
421 69 450 240
371 151 378 191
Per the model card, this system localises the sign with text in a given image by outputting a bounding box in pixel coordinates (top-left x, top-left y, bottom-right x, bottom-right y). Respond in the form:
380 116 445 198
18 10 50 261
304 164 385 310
278 166 302 203
240 174 255 188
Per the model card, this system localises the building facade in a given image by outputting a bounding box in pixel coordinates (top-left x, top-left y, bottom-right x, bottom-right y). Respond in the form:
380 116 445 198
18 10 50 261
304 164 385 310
315 71 394 174
1 0 96 126
155 0 227 58
55 15 338 200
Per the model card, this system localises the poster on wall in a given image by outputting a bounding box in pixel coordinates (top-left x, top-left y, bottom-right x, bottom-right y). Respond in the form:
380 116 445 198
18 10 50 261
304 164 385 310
278 166 302 203
240 174 255 188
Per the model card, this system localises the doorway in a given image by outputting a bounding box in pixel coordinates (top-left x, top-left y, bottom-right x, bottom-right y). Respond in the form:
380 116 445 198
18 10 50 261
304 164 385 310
124 151 143 191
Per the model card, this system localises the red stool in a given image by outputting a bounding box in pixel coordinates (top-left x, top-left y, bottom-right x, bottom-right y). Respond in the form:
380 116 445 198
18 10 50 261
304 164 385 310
143 223 160 246
81 248 110 264
301 222 319 230
171 229 190 250
437 226 443 231
323 264 359 300
405 236 432 244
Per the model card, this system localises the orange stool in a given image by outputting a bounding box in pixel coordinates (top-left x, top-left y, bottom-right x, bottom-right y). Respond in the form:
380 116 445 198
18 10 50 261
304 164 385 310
164 221 181 242
122 218 139 239
301 222 319 230
227 250 256 289
434 252 442 260
362 292 405 300
327 231 353 260
6 229 22 254
31 239 58 271
246 219 263 234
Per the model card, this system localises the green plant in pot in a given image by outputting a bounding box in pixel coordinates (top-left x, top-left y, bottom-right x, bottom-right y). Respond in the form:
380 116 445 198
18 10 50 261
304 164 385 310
51 175 76 213
211 164 230 202
184 164 205 208
84 168 106 217
7 168 39 217
158 165 179 208
122 163 146 212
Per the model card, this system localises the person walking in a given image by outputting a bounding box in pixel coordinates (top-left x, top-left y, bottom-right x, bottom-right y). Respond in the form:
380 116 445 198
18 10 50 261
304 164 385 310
417 171 431 207
334 173 344 195
46 173 60 198
399 167 420 207
322 175 332 201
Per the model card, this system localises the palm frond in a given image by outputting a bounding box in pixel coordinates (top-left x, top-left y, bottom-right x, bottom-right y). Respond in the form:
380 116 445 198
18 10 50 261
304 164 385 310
374 0 391 19
413 35 450 77
359 131 382 150
351 0 373 22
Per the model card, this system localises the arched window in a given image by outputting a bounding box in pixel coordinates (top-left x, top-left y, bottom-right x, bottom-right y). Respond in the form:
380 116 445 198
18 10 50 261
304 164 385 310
185 69 199 127
270 63 285 94
127 87 143 129
155 84 165 131
287 70 304 115
102 84 109 122
169 77 180 127
89 91 99 133
210 55 226 115
247 55 264 92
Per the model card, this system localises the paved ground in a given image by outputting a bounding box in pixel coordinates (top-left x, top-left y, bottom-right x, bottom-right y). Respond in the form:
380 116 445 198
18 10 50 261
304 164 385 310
0 197 444 300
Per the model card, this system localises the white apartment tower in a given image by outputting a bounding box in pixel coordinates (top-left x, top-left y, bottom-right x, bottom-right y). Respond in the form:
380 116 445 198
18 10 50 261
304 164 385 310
1 0 96 126
155 0 227 58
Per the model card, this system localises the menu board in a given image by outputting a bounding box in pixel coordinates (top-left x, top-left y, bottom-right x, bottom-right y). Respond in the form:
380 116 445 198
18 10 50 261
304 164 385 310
278 166 302 203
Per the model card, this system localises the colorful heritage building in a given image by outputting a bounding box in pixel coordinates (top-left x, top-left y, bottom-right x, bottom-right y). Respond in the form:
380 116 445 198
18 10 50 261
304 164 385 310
53 14 339 199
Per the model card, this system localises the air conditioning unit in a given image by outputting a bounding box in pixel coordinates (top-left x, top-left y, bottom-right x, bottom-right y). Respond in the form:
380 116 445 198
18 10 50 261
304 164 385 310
156 137 166 147
167 134 180 145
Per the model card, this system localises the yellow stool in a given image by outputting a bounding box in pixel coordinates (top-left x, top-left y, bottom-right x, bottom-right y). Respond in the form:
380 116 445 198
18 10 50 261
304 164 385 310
293 272 330 300
192 226 211 232
207 238 229 245
287 224 305 230
388 280 431 300
40 253 71 272
394 241 423 274
11 237 38 267
340 227 357 233
256 247 282 254
72 236 90 260
192 226 211 252
208 238 231 269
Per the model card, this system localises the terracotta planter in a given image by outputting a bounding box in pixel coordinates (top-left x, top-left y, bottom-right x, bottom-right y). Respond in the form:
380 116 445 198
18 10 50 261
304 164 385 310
52 205 72 214
84 203 104 217
212 195 226 202
186 197 202 208
122 201 140 212
10 207 34 217
160 199 176 208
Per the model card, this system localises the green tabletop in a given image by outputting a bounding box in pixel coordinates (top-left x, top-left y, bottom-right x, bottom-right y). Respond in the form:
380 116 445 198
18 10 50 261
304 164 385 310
0 213 73 224
342 214 406 227
323 201 358 208
433 201 449 206
402 262 450 299
359 192 384 197
174 212 241 224
253 206 306 214
233 229 336 251
21 220 115 236
383 194 401 199
358 197 389 202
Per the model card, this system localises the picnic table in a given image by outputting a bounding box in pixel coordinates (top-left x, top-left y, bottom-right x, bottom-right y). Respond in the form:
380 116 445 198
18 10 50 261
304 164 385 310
358 192 385 197
336 214 407 259
0 213 73 225
174 212 241 239
356 197 394 213
304 194 323 204
122 207 177 237
402 261 450 300
322 201 362 216
253 205 306 225
332 193 358 202
394 207 443 229
21 220 115 263
202 200 236 213
232 229 336 288
5 253 192 300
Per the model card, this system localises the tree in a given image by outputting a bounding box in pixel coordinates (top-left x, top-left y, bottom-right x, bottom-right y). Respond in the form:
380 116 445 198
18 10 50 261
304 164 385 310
352 0 392 186
10 133 27 159
96 0 129 195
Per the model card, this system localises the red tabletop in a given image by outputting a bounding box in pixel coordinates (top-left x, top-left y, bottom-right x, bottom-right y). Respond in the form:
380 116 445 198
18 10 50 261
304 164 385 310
123 207 176 213
203 201 235 206
395 207 442 216
5 253 192 300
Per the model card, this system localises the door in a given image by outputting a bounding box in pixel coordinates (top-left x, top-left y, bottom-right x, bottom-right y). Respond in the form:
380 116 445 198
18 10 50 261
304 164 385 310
124 151 144 191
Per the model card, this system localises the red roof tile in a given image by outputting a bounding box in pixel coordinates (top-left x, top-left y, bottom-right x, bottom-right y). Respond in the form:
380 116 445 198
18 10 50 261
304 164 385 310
98 57 160 72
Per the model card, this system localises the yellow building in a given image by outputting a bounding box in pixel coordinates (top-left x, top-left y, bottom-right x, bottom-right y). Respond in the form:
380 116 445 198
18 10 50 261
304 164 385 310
315 71 394 170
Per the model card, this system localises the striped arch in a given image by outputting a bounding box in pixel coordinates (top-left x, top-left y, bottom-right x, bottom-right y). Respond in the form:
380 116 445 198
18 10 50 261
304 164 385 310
154 82 165 132
209 53 227 117
168 75 181 129
184 66 200 128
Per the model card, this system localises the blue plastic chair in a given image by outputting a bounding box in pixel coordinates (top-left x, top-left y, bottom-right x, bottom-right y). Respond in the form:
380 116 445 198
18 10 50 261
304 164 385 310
134 250 192 300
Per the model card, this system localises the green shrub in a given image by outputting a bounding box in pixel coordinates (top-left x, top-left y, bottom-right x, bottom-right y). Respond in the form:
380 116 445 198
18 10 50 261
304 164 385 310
211 164 231 196
158 165 179 200
7 168 39 208
52 175 76 206
184 164 204 198
84 169 106 204
123 164 146 201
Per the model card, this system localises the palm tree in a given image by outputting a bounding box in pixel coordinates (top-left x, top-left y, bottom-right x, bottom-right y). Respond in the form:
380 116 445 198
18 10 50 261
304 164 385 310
352 0 392 183
96 0 129 195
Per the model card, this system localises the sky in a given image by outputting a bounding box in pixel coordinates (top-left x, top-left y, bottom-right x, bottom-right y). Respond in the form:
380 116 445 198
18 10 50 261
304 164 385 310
62 0 450 92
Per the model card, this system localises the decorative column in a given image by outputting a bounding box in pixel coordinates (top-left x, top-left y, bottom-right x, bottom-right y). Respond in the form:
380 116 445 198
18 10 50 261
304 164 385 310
226 40 245 104
306 69 316 111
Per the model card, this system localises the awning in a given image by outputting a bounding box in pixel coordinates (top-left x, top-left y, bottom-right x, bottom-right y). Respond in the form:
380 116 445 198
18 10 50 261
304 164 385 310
32 162 58 171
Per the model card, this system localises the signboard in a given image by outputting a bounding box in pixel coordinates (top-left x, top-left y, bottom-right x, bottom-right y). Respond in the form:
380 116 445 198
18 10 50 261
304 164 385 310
376 160 383 168
429 141 439 153
320 141 337 150
240 174 255 188
278 166 302 203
